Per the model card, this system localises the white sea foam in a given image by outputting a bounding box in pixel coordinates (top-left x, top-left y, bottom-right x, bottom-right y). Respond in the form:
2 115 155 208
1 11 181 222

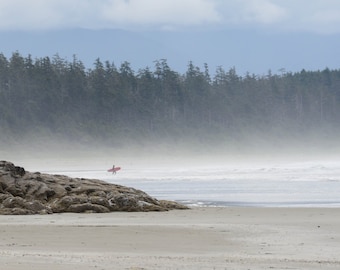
43 160 340 207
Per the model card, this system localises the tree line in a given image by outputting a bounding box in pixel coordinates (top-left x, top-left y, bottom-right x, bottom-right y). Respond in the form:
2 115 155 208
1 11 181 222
1 52 340 146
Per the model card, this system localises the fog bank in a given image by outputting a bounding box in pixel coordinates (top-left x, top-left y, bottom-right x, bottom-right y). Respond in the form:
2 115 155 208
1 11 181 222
2 132 340 173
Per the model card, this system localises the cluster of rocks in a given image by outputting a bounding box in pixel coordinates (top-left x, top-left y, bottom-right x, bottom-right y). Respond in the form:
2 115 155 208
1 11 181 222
0 161 188 215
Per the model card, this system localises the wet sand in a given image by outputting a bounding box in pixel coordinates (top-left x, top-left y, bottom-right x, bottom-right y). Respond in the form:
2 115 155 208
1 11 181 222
0 207 339 269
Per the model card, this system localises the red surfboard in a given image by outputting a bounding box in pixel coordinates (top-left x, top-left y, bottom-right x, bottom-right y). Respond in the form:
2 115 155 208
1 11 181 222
107 166 121 172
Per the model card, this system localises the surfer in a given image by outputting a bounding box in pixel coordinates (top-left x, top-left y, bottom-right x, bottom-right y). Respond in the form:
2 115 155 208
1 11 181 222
107 165 120 174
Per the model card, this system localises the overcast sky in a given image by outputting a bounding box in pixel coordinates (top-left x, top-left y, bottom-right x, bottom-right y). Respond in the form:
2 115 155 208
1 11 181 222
1 0 339 75
1 0 340 33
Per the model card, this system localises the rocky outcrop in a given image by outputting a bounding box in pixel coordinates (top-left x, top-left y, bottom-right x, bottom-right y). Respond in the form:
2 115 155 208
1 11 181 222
0 161 188 215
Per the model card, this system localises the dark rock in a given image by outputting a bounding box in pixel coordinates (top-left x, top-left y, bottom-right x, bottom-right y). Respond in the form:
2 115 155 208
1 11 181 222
0 161 189 215
0 160 25 177
159 200 191 210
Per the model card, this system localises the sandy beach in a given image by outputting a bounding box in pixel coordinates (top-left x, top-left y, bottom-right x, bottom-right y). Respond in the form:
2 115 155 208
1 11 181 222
0 207 339 270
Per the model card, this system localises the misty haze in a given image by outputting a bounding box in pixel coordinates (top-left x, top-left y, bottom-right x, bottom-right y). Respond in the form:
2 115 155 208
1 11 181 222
1 53 340 207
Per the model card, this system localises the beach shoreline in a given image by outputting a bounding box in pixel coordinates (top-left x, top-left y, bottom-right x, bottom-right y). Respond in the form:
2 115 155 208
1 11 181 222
0 207 339 269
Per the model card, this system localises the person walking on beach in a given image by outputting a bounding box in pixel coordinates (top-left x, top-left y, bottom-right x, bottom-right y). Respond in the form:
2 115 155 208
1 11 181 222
112 164 116 174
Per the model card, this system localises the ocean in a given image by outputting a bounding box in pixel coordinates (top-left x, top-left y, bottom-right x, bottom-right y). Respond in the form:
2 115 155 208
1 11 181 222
44 160 340 208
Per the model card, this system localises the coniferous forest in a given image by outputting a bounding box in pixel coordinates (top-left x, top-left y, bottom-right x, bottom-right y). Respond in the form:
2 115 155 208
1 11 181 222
1 52 340 151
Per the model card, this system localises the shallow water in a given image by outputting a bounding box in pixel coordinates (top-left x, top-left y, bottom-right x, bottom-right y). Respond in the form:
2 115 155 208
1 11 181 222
43 160 340 207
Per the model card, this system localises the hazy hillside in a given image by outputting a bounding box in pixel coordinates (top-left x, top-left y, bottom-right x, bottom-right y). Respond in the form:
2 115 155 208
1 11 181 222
1 52 340 155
